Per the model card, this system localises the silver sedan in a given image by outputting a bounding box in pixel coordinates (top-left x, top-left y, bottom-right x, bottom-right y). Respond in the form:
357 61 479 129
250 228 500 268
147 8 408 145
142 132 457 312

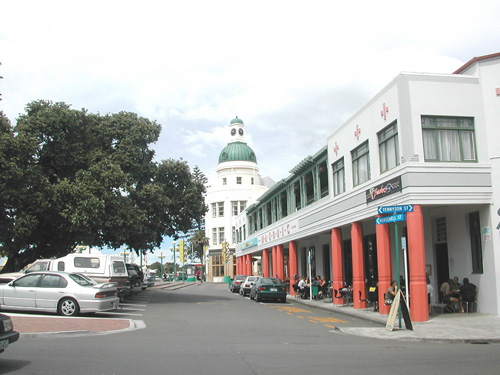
0 271 119 316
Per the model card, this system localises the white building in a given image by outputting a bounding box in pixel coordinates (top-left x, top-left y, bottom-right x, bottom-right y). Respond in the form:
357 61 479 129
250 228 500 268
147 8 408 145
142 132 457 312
204 117 273 282
235 52 500 321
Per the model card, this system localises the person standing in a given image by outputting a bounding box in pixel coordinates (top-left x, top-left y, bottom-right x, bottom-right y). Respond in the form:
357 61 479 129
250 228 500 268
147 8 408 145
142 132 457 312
460 278 477 312
385 280 398 305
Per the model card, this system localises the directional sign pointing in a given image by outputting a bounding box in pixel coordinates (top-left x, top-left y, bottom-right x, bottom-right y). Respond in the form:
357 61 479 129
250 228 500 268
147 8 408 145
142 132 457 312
376 213 407 225
378 205 414 215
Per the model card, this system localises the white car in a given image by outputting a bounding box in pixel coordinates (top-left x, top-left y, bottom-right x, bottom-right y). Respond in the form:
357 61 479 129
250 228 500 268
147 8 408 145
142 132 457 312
0 271 119 316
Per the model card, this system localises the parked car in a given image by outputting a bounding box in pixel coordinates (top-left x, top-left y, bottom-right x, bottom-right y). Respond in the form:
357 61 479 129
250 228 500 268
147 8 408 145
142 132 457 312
0 271 119 316
239 276 260 297
0 254 130 300
126 264 143 294
0 314 19 353
250 277 287 303
229 275 247 293
143 275 155 289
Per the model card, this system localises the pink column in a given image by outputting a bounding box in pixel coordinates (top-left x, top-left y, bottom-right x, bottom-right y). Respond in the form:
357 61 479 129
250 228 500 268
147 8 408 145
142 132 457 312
351 222 367 309
331 228 345 305
272 246 277 278
376 216 392 315
236 257 240 275
262 249 269 277
276 244 284 280
407 205 429 322
289 241 298 295
246 254 252 276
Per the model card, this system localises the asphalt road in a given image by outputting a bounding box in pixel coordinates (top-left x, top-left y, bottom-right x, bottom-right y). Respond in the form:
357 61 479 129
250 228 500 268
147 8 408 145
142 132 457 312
0 283 498 374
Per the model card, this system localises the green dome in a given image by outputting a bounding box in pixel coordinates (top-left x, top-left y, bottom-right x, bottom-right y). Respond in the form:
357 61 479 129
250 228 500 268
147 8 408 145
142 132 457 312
218 142 257 164
230 116 244 125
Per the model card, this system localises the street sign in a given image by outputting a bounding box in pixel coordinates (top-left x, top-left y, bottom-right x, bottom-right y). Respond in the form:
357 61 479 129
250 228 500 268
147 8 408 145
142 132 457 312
376 213 407 225
378 204 414 215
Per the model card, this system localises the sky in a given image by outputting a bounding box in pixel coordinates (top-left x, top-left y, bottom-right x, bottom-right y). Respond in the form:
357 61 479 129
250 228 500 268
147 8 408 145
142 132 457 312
1 0 500 266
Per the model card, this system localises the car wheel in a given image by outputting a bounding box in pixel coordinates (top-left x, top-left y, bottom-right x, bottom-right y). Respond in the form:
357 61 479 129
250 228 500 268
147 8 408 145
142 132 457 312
256 293 262 302
58 297 80 316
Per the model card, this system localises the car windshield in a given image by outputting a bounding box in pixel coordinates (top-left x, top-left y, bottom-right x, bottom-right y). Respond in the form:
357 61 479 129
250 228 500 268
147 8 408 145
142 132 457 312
69 273 96 286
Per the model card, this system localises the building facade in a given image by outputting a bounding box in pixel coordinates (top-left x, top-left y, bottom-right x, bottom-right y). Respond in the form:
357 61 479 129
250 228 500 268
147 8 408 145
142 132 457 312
204 117 272 282
235 52 500 322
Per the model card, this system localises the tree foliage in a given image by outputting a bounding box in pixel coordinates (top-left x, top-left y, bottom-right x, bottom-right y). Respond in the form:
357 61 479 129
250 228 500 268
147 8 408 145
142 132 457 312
0 101 207 272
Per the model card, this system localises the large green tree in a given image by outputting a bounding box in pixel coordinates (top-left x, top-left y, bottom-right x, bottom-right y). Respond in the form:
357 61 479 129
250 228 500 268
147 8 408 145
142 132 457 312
0 101 207 272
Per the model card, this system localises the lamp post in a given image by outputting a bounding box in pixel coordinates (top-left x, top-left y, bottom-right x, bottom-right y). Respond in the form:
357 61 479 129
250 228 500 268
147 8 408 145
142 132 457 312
120 250 130 263
158 251 166 279
171 241 177 281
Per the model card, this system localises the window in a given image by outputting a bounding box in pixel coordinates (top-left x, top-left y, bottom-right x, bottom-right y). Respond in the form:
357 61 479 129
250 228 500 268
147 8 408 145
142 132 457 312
304 171 314 205
57 261 65 271
251 177 254 185
232 226 236 244
74 257 100 268
318 161 328 198
236 177 242 184
212 228 217 245
422 116 476 162
218 227 225 244
332 158 345 196
223 178 227 185
294 180 302 210
211 203 217 218
352 142 370 186
113 261 126 273
231 201 246 216
212 255 225 277
379 121 399 173
218 202 224 217
40 274 67 288
14 274 42 287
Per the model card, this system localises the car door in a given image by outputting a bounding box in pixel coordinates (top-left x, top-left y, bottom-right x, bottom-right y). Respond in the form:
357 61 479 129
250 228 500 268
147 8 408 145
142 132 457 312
1 274 42 308
35 274 68 309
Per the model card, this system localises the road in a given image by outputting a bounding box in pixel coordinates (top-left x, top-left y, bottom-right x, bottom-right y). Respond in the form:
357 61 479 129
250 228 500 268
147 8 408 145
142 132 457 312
0 283 498 374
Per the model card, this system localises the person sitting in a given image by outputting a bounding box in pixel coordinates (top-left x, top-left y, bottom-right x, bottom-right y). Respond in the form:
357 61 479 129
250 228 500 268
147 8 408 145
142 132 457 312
297 277 307 299
452 276 461 290
460 278 477 312
385 280 398 305
440 279 462 312
319 277 328 297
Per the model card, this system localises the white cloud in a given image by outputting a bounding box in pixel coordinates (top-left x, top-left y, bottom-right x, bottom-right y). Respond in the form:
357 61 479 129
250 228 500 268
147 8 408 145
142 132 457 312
2 0 499 211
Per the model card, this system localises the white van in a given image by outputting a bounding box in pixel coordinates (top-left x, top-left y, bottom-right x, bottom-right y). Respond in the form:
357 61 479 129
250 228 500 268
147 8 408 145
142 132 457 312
51 253 130 299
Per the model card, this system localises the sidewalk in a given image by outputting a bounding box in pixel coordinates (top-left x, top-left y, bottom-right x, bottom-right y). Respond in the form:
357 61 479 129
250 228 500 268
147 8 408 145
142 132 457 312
289 295 500 343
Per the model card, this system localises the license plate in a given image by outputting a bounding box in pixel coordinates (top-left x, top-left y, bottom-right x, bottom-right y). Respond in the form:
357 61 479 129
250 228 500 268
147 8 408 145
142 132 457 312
270 288 277 292
0 340 9 350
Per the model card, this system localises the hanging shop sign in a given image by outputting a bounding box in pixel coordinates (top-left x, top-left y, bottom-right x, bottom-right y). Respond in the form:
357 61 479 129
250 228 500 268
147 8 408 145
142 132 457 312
366 176 402 203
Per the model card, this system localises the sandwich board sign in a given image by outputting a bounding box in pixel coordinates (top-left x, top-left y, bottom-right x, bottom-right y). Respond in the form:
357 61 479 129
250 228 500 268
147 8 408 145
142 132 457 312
386 290 413 331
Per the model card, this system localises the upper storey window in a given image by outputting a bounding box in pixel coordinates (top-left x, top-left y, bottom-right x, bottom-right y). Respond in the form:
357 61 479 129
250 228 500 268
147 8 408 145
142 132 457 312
352 141 370 187
422 116 476 162
378 121 399 173
332 158 345 196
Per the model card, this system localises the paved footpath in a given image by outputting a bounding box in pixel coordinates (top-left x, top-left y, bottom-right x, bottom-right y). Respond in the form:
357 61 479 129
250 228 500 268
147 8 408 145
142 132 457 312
290 295 500 343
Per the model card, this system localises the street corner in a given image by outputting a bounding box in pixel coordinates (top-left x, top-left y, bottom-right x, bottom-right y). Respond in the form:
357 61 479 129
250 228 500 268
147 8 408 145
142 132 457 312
10 315 145 337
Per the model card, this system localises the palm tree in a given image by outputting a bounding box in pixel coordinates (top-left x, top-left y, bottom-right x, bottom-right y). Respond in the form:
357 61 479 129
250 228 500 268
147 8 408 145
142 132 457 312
188 229 209 263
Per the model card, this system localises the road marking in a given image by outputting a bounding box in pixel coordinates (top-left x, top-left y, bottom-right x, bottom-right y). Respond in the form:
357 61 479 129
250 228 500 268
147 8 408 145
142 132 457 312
120 303 147 307
325 324 336 329
308 316 348 323
98 311 144 317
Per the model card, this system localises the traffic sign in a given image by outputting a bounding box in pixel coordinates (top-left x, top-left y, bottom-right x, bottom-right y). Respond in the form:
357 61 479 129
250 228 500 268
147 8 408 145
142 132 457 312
378 204 414 215
376 213 407 225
